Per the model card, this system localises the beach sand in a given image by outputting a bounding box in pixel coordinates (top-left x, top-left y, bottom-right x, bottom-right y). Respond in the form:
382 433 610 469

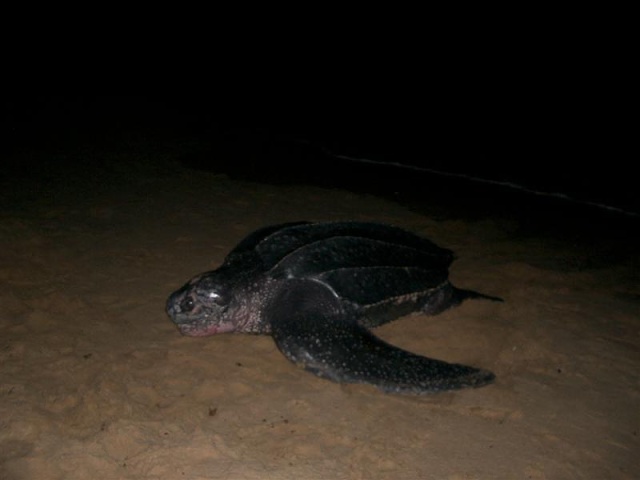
1 140 638 479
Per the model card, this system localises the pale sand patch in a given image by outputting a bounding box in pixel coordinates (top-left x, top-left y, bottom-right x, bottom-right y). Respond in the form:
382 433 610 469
1 151 637 479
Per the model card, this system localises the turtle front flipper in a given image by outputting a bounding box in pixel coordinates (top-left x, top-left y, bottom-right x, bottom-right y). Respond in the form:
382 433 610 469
268 279 495 395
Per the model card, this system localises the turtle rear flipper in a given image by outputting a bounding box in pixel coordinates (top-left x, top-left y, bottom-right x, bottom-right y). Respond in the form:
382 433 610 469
268 279 495 394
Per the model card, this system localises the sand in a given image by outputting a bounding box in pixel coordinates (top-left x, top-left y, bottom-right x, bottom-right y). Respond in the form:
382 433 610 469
1 141 638 480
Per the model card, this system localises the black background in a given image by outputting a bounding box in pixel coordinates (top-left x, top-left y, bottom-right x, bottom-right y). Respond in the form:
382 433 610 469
3 95 636 219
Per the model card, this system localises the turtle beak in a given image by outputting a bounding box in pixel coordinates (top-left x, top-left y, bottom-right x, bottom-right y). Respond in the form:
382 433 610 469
166 289 189 319
166 295 177 317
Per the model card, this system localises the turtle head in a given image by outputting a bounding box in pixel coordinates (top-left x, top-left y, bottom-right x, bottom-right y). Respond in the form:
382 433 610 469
166 272 235 336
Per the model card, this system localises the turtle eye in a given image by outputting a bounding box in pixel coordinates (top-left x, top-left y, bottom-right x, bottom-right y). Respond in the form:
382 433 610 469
182 297 195 312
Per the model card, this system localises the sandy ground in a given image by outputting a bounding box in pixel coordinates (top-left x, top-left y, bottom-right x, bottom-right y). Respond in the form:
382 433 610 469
1 142 638 480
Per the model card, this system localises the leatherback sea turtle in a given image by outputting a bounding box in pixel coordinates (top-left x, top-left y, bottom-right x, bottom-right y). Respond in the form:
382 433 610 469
166 221 500 394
